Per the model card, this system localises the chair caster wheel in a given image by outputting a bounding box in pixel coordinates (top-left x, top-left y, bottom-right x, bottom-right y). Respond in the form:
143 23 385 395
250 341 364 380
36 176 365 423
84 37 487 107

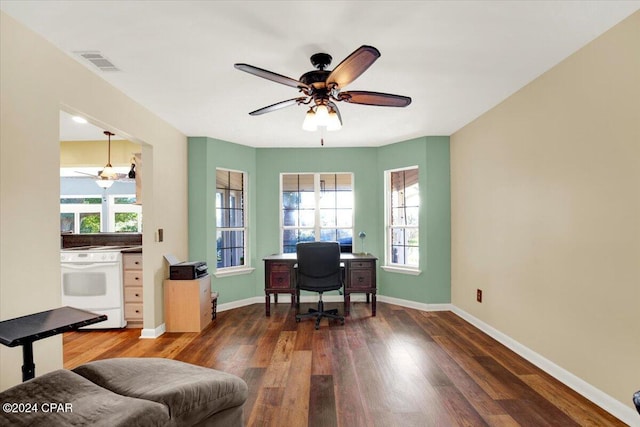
295 318 300 323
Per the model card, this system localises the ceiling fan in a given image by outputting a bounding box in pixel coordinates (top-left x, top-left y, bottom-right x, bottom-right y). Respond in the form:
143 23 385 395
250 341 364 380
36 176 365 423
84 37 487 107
234 45 411 132
74 131 134 188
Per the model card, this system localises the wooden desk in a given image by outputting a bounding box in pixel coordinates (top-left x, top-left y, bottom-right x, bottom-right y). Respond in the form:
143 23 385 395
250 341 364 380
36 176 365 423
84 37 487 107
263 253 377 317
0 306 106 381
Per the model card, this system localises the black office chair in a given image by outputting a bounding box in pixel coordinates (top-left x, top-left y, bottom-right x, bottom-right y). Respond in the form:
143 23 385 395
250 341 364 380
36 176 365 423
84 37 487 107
633 390 640 415
295 241 345 330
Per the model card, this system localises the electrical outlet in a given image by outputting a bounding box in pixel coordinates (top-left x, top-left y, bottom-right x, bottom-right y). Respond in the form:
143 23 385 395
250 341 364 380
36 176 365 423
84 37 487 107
476 289 483 303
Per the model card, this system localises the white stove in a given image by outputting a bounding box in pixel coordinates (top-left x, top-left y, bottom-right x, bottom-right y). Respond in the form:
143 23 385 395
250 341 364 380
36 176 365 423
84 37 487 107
61 246 127 329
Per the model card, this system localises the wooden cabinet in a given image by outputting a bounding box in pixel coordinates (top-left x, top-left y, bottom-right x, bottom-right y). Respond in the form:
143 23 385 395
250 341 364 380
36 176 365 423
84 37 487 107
263 258 298 317
263 253 377 317
122 253 143 328
164 275 212 333
344 258 377 316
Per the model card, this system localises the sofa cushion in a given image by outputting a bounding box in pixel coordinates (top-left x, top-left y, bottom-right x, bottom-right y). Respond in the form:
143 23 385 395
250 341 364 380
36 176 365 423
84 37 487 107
0 369 169 426
73 357 248 426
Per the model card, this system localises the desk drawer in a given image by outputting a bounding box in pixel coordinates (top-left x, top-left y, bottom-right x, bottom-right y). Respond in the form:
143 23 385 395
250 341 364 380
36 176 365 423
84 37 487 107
350 270 372 288
350 261 373 269
269 271 291 289
270 262 292 272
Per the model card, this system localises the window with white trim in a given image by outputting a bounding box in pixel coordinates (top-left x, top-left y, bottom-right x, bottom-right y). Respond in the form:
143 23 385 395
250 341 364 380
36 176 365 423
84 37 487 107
281 173 353 253
385 166 419 268
60 195 141 233
216 169 247 269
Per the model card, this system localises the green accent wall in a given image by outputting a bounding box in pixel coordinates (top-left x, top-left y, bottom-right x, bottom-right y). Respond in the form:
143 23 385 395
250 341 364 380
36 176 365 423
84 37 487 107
188 135 450 305
254 147 379 298
377 136 451 303
188 137 257 304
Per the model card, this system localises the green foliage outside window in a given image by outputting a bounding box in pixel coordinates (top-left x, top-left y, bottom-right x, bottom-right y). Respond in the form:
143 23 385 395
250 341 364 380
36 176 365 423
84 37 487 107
80 214 100 233
115 213 139 232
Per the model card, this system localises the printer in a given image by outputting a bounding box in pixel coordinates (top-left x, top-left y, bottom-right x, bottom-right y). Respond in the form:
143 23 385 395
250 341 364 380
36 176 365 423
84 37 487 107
169 261 208 280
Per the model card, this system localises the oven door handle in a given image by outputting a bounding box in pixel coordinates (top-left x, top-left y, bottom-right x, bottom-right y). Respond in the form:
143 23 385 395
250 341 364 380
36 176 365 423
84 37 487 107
61 262 120 270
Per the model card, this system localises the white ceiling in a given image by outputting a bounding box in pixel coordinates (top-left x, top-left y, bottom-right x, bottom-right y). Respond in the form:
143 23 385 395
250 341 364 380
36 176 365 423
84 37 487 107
2 1 638 147
59 111 126 141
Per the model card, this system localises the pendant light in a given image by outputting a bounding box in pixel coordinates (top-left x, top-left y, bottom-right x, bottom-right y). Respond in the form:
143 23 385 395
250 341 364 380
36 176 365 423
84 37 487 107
99 131 116 179
95 130 116 189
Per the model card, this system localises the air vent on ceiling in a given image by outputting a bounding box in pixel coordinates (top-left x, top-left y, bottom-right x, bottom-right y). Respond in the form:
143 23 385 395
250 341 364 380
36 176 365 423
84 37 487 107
75 51 120 72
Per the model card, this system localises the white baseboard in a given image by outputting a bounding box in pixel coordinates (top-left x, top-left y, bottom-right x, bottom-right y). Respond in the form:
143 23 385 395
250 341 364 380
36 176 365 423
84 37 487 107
377 294 453 312
140 323 165 339
374 295 637 425
215 294 369 312
217 296 262 312
449 306 639 427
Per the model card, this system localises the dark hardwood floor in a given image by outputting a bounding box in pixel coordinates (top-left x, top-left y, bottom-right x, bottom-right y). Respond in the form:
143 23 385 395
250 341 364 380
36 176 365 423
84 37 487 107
63 302 624 426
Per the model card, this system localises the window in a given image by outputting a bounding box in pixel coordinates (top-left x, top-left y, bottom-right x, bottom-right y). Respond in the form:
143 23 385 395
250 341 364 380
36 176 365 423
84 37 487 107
281 173 353 253
60 195 141 233
60 197 102 233
385 166 419 269
113 197 141 232
216 169 247 269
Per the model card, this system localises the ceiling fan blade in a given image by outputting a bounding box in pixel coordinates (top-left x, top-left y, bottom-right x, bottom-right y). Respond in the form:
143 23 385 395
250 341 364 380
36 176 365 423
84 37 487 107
74 171 100 178
338 91 412 107
326 45 380 89
249 97 307 116
234 63 310 90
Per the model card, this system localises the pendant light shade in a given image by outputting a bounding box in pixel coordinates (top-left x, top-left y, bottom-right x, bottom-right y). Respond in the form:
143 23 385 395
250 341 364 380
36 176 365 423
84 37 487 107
326 107 342 131
95 179 114 189
96 130 117 188
302 107 317 131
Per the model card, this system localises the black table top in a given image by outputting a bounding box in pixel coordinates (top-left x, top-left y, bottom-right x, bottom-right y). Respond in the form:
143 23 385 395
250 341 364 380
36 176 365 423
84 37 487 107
0 306 107 347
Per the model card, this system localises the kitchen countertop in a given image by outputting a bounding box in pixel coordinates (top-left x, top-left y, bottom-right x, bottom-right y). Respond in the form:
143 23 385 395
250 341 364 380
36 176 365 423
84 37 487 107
121 246 142 253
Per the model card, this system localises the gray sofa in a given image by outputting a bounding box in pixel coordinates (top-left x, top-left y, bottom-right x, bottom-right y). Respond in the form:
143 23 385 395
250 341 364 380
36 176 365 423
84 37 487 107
0 358 248 426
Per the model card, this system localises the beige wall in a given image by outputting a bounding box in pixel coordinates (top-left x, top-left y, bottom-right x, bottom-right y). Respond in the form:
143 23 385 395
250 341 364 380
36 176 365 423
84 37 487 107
60 139 140 168
451 11 639 410
0 12 189 389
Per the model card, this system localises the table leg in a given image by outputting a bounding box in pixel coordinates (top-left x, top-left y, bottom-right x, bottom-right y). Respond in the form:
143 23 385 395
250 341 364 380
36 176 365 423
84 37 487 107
274 294 278 303
21 342 35 382
372 293 377 317
265 294 271 317
344 293 351 316
366 293 370 303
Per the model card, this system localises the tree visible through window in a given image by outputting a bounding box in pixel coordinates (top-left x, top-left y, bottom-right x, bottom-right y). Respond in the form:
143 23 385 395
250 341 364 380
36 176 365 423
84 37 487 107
386 167 419 268
216 169 247 269
281 173 353 253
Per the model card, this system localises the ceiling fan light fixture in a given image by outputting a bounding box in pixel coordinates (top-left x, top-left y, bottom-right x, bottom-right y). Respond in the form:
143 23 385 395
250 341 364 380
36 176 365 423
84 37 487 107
95 179 114 189
302 107 318 131
326 108 342 131
99 164 116 179
315 104 330 124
